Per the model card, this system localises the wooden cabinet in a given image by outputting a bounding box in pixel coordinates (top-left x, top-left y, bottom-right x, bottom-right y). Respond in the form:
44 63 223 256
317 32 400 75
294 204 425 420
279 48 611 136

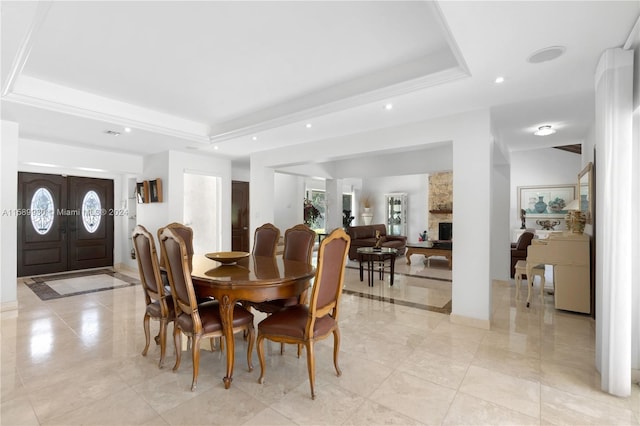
527 232 590 313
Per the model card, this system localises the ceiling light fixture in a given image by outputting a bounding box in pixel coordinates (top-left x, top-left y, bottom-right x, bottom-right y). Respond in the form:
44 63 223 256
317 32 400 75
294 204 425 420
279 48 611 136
124 127 132 133
104 130 121 136
305 123 312 128
384 103 393 110
534 125 556 136
252 136 258 141
494 76 505 84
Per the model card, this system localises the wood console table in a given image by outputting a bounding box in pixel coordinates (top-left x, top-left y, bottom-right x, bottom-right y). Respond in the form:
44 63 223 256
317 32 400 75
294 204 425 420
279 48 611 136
405 242 452 269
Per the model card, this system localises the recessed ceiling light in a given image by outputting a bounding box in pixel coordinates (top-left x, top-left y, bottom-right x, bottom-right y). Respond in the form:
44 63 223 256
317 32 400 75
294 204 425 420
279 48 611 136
305 123 312 128
527 46 566 64
124 127 132 133
494 76 505 84
384 103 393 110
252 136 258 141
213 145 219 150
104 130 121 136
534 125 556 136
23 162 58 168
77 167 106 172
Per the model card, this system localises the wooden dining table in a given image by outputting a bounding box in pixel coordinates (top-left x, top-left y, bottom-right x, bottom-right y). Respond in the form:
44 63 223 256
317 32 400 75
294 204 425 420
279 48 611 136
190 254 315 389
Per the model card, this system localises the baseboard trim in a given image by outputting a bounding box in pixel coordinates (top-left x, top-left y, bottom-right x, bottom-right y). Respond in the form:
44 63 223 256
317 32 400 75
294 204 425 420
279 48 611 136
114 263 137 274
449 313 491 330
1 300 18 313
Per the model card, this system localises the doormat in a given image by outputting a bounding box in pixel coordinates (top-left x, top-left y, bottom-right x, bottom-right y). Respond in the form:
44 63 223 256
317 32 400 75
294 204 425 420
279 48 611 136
24 268 138 301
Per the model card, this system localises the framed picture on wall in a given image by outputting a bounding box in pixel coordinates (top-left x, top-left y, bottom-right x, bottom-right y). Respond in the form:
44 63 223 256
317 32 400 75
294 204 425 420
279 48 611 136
518 184 576 219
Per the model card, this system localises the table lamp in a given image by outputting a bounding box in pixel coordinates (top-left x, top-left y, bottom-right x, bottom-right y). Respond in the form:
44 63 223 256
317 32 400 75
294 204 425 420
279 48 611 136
564 199 585 233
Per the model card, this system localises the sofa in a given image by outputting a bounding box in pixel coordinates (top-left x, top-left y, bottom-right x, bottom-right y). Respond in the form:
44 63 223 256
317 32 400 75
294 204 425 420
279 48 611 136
510 231 534 278
346 224 407 260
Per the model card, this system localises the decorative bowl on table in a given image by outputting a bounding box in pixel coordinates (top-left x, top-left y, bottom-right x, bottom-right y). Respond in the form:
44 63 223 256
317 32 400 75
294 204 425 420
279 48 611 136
205 251 250 264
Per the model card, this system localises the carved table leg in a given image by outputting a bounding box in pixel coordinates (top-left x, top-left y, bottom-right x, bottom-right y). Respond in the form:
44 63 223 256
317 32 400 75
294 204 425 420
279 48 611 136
219 294 235 389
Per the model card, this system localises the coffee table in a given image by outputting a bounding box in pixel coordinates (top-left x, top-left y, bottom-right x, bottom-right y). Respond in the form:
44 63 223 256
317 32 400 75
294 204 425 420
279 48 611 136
356 247 397 286
405 242 452 269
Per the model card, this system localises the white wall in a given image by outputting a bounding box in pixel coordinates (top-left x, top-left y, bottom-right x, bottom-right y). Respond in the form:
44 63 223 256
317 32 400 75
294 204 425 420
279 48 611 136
136 151 170 240
274 173 304 231
361 174 428 241
168 151 233 249
510 148 582 235
1 121 19 311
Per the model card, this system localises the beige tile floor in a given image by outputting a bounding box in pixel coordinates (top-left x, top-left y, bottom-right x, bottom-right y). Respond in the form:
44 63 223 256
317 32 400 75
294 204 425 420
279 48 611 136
2 254 639 425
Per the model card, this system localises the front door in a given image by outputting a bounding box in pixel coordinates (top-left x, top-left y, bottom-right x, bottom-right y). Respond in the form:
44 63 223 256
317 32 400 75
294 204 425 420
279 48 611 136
17 172 114 276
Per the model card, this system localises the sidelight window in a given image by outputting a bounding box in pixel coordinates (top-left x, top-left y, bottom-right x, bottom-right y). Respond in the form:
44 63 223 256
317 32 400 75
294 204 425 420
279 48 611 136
30 188 55 235
82 190 101 233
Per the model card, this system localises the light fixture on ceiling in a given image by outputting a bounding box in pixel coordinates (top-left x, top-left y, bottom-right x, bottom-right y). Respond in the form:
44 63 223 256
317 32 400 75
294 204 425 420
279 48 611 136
124 127 132 133
384 103 393 110
104 130 121 136
305 123 312 128
252 136 258 141
534 125 556 136
494 76 505 84
527 46 566 64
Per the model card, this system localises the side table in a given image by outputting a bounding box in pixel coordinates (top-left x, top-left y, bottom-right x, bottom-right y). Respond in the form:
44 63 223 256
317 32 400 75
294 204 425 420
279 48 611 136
356 247 397 286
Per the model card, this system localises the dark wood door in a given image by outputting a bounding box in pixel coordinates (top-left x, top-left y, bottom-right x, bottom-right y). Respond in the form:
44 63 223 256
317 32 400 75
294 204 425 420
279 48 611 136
67 176 114 270
17 172 114 276
17 173 68 276
231 181 250 252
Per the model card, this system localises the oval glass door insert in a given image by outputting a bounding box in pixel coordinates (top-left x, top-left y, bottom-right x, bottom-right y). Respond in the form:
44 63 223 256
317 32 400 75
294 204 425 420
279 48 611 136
82 190 102 233
30 187 55 235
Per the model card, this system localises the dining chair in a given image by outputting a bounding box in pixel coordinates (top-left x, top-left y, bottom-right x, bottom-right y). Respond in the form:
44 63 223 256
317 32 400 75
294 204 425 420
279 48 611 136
157 222 194 271
252 223 281 257
256 227 351 399
159 227 255 391
253 223 316 315
251 224 316 354
132 225 175 368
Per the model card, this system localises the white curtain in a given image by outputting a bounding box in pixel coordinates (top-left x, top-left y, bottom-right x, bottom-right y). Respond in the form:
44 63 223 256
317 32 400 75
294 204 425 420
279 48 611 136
595 47 634 397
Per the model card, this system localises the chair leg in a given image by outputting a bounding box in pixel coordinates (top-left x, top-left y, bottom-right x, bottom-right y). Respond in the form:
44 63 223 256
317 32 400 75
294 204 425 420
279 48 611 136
191 335 201 392
246 326 255 372
142 313 151 356
333 328 342 377
305 341 316 400
257 334 266 384
172 327 182 371
158 318 167 368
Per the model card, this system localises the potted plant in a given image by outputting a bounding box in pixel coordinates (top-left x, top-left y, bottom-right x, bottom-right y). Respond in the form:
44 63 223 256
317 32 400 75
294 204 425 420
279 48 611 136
303 198 322 227
342 210 354 228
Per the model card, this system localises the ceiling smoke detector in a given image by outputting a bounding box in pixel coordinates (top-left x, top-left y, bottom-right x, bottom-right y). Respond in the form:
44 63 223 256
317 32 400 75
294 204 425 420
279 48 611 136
527 46 566 64
104 130 121 136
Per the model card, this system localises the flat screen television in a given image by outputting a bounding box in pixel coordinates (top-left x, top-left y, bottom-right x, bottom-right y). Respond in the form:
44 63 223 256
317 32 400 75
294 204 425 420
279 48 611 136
439 222 452 241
